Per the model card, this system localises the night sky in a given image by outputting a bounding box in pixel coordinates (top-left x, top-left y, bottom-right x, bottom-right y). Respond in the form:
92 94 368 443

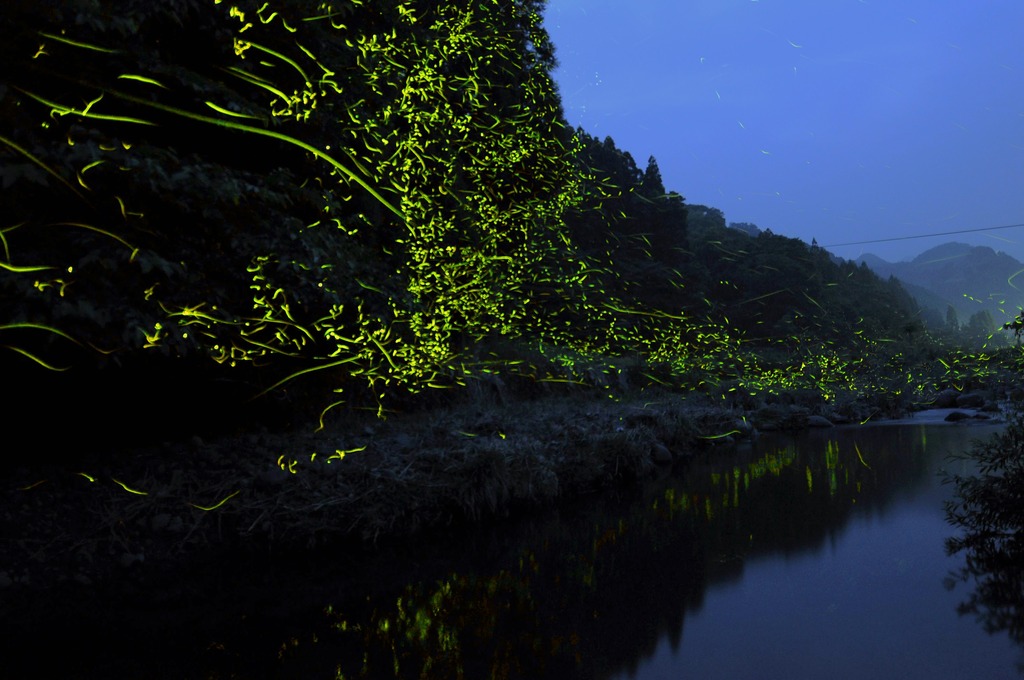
544 0 1024 263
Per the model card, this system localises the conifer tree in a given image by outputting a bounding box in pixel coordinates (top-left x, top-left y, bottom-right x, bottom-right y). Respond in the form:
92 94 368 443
640 155 666 198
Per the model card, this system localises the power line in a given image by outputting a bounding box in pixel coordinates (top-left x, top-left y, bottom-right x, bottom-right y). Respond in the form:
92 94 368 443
822 221 1024 248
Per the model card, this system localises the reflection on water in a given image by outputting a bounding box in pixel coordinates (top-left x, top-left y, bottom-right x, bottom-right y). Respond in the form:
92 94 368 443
10 422 1024 678
944 415 1024 668
618 427 1018 680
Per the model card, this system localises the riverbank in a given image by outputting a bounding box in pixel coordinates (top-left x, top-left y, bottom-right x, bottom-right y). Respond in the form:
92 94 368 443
0 386 1003 605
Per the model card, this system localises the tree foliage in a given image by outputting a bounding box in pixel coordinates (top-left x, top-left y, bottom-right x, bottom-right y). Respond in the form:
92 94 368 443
944 407 1024 647
0 0 962 439
1 0 587 419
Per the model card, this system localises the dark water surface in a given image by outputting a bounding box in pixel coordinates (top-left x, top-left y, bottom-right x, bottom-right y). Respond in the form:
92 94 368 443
9 420 1023 679
610 422 1021 680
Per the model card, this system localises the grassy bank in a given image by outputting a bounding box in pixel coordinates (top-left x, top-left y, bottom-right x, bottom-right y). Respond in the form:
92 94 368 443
0 388 748 593
0 372 1005 605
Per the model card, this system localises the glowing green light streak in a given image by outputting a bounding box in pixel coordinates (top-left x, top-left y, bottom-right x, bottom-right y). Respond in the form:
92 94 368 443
700 430 741 440
77 472 96 482
241 313 312 338
295 42 322 68
854 442 872 470
158 302 240 327
316 400 347 431
190 490 240 511
255 355 363 398
329 446 366 460
301 9 348 26
0 323 80 370
1008 268 1024 292
18 479 48 491
0 321 79 341
39 31 119 54
204 101 265 120
1 345 69 371
51 222 137 256
77 158 107 190
0 134 85 200
117 74 167 88
640 372 670 386
0 262 54 273
241 41 310 84
802 291 825 312
112 478 147 495
537 377 587 385
601 303 685 320
355 279 385 294
105 90 403 220
0 222 16 260
738 289 788 306
17 89 156 126
240 337 302 357
369 335 398 369
223 66 291 101
255 3 279 25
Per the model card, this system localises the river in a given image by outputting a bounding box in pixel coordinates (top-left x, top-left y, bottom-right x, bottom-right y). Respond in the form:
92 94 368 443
605 420 1021 680
10 418 1024 678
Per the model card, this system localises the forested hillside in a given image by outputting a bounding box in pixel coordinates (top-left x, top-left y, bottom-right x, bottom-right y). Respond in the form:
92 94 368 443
0 0 991 449
858 243 1023 345
3 0 587 440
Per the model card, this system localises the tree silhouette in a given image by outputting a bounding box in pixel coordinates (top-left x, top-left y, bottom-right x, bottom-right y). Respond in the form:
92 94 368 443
639 155 666 198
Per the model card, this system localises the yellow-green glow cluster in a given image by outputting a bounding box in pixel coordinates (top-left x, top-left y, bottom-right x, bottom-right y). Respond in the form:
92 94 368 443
3 0 1021 415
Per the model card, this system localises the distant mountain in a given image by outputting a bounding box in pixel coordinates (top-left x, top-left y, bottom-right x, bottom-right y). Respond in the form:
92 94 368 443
855 252 890 271
856 243 1024 326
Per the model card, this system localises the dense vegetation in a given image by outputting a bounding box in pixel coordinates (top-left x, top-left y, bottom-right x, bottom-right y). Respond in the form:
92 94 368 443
1 0 1020 452
859 243 1024 343
944 406 1024 648
6 8 1024 678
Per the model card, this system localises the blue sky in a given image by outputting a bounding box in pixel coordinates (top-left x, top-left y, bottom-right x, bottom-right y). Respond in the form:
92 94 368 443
543 0 1024 263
